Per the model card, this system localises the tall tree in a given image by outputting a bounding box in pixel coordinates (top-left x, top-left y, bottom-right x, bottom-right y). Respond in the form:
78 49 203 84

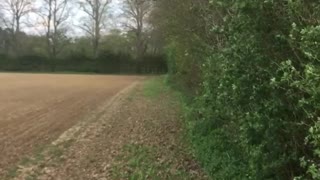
79 0 111 58
0 0 34 53
40 0 71 59
122 0 152 59
0 27 10 54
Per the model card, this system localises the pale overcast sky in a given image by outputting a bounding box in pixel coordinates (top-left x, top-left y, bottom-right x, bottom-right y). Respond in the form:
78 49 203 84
20 0 124 36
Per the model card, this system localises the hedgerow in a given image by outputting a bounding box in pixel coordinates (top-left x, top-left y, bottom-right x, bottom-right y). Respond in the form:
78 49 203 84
157 0 320 179
0 51 167 74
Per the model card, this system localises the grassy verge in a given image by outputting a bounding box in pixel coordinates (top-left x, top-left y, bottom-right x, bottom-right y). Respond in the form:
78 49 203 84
111 77 207 180
111 144 192 180
142 76 169 98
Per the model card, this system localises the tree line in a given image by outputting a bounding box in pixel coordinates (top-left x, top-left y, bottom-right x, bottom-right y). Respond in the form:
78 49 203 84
150 0 320 179
0 0 166 74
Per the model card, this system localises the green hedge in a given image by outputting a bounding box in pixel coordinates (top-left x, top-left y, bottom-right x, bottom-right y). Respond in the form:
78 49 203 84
0 52 167 74
163 0 320 179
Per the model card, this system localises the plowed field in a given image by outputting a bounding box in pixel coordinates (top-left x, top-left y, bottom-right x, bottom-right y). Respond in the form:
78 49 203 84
0 73 142 175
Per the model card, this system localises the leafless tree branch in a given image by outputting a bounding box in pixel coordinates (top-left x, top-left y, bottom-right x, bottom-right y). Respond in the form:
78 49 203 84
78 0 111 58
122 0 152 58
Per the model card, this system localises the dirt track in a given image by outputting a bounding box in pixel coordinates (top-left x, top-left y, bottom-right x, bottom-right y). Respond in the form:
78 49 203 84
0 73 142 175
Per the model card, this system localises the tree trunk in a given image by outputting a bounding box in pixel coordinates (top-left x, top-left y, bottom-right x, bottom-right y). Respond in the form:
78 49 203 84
94 0 100 58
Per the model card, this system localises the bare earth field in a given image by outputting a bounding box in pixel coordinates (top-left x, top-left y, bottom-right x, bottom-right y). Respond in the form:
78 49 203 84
0 73 206 180
0 73 142 177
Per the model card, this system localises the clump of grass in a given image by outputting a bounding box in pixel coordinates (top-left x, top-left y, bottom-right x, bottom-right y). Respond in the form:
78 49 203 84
47 140 74 163
6 166 19 179
111 144 190 180
5 140 74 179
25 173 39 180
143 77 168 99
48 146 63 159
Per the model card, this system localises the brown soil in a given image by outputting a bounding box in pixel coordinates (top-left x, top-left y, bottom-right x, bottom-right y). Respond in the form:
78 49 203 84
0 73 143 178
1 74 206 180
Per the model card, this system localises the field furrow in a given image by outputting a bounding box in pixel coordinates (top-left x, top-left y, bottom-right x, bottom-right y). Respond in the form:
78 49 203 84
0 73 142 176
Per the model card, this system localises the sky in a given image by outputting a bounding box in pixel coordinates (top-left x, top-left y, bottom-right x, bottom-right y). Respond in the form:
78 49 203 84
10 0 124 36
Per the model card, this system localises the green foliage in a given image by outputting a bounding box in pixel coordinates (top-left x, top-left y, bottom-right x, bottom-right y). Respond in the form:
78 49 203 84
164 42 177 76
111 144 191 180
0 52 167 74
154 0 320 179
100 29 133 55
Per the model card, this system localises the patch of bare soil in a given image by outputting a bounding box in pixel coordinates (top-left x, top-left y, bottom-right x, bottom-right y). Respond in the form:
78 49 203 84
8 78 207 180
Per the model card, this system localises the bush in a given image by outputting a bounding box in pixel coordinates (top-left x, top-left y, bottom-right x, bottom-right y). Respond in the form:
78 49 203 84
163 0 320 179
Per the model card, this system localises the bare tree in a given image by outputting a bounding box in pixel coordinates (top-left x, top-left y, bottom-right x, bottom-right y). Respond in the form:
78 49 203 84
79 0 111 58
0 11 4 27
0 0 34 52
122 0 152 59
40 0 71 59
